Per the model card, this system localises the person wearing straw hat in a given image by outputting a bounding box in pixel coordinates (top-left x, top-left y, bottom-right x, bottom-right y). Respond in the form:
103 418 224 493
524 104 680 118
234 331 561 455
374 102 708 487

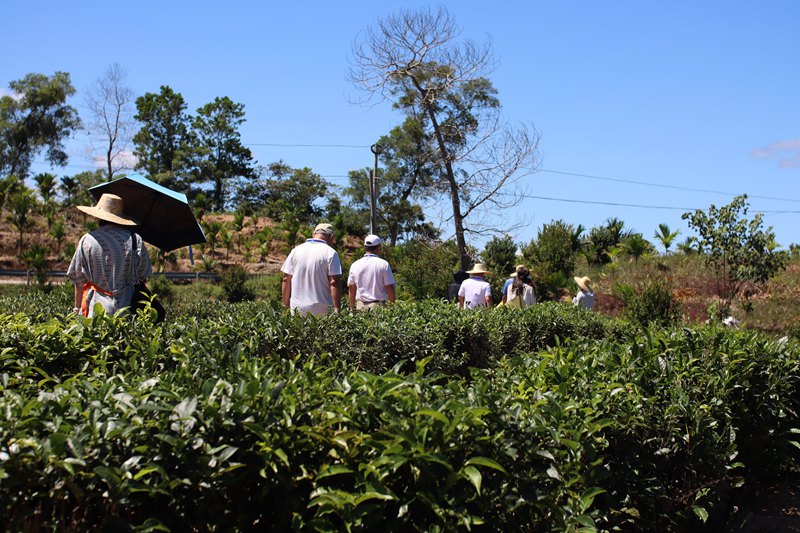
347 234 395 311
573 276 596 310
458 263 493 309
67 193 152 317
504 266 537 308
500 264 527 305
281 222 342 316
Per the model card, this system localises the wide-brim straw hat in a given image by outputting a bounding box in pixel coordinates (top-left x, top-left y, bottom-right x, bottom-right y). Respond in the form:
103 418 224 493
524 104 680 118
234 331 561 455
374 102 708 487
574 276 593 292
466 263 491 275
77 193 138 226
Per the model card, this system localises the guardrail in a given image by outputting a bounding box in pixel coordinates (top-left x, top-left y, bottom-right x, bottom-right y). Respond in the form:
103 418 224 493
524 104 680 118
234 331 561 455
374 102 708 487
0 270 221 285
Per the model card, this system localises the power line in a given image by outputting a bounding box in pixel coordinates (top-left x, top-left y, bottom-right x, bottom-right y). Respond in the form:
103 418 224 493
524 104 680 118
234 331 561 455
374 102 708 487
522 194 698 211
537 168 800 204
245 143 370 148
521 193 800 215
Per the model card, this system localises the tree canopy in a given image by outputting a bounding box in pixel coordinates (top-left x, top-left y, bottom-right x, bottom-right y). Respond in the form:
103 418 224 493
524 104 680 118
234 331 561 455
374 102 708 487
350 6 540 269
0 72 81 181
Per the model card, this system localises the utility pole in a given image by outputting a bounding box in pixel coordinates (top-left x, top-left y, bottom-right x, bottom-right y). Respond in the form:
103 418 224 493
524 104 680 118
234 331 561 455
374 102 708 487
369 143 382 235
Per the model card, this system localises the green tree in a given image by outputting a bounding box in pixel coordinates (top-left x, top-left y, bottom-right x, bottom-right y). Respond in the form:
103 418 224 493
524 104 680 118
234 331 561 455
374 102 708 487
50 220 66 253
58 175 79 207
682 195 790 317
653 223 680 255
189 96 257 211
584 217 631 265
0 72 81 181
264 163 329 224
520 219 583 278
677 236 698 255
34 172 58 226
69 170 107 208
202 219 225 257
481 235 517 280
5 186 38 254
619 233 655 263
385 239 460 300
350 6 540 269
133 86 192 191
343 118 436 245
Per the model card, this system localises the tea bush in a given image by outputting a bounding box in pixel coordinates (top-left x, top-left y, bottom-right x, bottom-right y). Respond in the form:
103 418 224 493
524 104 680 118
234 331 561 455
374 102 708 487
0 296 798 530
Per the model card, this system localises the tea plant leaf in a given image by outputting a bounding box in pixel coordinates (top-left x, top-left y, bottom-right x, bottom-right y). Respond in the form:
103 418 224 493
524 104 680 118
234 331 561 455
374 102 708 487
692 505 709 523
414 409 449 425
462 465 482 494
317 464 354 479
465 456 508 475
354 491 396 505
574 514 596 530
580 487 606 511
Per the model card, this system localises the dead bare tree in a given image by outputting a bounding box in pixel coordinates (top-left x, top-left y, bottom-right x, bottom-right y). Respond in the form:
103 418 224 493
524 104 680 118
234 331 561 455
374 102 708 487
350 6 540 269
84 63 136 181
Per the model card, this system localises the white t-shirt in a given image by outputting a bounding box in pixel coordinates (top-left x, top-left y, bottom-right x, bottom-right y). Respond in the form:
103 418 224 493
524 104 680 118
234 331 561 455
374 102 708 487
573 289 595 310
506 283 536 307
347 254 395 302
458 276 492 309
281 238 342 316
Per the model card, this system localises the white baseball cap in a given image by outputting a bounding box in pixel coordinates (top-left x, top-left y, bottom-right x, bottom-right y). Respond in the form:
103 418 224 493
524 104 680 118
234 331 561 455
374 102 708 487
364 234 382 246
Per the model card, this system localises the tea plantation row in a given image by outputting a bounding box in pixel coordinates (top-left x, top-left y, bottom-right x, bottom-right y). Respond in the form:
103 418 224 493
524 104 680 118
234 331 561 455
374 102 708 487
0 293 798 531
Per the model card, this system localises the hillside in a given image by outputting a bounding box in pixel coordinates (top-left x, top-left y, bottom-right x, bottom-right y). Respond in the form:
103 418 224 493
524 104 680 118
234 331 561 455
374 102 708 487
0 213 290 275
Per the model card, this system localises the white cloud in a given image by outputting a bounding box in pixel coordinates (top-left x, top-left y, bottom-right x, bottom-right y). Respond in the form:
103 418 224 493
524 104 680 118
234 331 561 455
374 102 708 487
0 88 22 101
92 149 138 171
750 138 800 169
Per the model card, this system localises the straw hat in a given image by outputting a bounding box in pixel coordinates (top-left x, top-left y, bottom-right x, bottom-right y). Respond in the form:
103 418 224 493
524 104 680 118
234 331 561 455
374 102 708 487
574 276 593 292
466 263 491 275
509 264 526 277
77 193 137 226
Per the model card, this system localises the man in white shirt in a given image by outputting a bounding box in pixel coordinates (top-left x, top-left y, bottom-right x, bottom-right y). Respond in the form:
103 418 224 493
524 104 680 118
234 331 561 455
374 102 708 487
458 263 493 309
281 223 342 316
348 234 396 311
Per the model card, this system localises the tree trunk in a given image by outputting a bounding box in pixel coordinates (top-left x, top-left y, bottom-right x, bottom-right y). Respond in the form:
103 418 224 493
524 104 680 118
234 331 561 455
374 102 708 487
425 104 469 270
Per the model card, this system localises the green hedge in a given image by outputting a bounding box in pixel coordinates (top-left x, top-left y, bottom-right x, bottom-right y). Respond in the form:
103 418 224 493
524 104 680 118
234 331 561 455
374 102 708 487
0 296 798 531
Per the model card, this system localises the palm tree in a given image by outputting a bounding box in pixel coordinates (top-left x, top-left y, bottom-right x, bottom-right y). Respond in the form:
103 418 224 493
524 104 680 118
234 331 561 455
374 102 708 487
6 187 38 254
654 223 680 255
677 236 698 255
620 233 654 263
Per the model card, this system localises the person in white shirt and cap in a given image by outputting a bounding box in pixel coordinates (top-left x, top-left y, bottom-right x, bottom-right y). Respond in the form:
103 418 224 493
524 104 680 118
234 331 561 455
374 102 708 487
348 234 396 311
458 263 493 309
573 276 595 310
281 223 342 316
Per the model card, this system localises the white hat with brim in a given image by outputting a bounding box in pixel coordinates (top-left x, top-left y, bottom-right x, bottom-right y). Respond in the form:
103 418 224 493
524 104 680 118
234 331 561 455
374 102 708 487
466 263 491 275
574 276 593 292
77 193 138 226
364 234 382 246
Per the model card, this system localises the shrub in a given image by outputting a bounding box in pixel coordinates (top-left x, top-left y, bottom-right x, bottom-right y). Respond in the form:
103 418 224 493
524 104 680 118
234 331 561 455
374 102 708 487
221 265 256 303
148 274 175 301
614 278 681 327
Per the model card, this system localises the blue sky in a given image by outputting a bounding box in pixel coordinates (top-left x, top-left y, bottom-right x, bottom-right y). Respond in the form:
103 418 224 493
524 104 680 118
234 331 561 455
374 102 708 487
2 1 798 250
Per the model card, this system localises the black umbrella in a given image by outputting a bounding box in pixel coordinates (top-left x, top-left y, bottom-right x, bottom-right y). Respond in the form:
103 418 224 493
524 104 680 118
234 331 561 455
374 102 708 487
90 173 206 252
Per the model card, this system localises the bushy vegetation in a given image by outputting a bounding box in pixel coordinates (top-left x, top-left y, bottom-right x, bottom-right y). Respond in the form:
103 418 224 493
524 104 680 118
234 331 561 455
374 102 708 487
0 291 798 531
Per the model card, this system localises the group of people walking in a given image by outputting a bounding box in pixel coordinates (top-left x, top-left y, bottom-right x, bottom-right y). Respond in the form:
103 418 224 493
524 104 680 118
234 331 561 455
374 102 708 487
448 263 594 311
68 194 594 319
